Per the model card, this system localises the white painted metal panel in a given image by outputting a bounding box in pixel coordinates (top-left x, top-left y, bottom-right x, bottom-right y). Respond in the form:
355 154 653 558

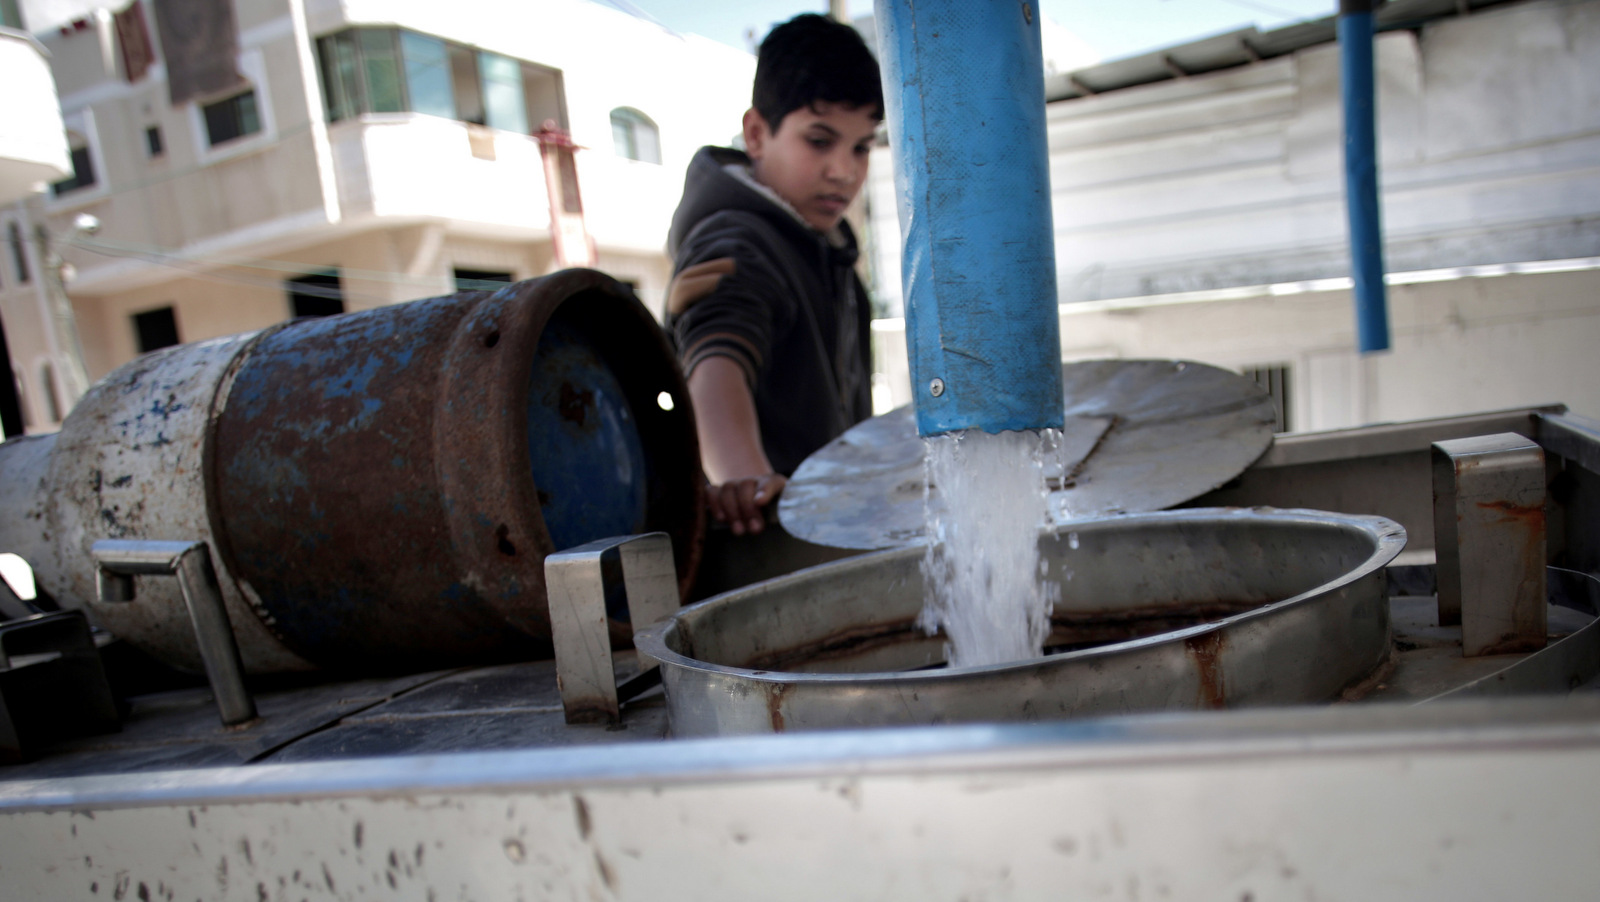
2 699 1598 900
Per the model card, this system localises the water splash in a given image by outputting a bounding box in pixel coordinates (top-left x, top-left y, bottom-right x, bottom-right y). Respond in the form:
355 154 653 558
920 428 1063 668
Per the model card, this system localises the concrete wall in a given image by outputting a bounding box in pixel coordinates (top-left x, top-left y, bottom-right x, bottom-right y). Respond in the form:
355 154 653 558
872 264 1600 428
865 0 1600 431
69 225 665 378
867 0 1600 314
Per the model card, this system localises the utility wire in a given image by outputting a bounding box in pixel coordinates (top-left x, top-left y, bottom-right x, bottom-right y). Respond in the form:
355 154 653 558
42 233 509 306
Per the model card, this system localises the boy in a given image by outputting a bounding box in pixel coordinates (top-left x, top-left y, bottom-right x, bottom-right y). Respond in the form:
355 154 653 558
665 13 882 536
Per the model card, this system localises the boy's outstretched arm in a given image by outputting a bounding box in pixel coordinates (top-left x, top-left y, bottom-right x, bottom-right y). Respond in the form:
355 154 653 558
687 356 786 536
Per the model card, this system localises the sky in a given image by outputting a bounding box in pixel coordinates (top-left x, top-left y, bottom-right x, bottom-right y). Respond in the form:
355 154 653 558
620 0 1339 65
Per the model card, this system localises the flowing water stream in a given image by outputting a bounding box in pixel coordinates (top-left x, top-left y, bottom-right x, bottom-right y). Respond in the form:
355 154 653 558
920 428 1065 668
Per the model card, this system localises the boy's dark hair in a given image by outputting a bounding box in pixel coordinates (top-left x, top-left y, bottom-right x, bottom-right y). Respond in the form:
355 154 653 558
753 14 883 132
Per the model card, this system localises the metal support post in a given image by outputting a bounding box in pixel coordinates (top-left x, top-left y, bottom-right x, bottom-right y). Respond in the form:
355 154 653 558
91 540 257 726
1339 0 1391 353
875 0 1065 437
544 533 678 725
1432 434 1547 656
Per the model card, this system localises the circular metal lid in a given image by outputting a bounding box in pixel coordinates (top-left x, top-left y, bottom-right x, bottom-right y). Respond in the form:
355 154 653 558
779 359 1277 550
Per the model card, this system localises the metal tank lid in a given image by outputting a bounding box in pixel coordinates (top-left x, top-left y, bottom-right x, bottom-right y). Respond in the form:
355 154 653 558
779 359 1278 550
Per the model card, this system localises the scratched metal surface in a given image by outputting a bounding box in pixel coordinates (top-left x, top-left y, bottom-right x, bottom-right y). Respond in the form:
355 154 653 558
25 330 317 675
780 359 1279 550
210 270 704 672
0 270 704 676
641 508 1405 737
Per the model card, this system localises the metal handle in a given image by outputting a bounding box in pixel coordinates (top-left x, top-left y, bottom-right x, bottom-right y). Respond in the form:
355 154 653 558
91 540 258 727
544 533 677 725
1431 433 1548 657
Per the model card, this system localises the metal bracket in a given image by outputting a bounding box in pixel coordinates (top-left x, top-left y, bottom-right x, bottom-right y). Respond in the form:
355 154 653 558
0 610 121 762
1432 433 1547 657
544 533 678 725
91 540 258 727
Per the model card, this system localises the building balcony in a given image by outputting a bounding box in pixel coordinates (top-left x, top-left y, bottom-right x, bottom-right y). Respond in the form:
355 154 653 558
328 114 552 235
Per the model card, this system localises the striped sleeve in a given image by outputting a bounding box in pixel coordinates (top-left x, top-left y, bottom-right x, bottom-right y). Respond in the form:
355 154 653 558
667 218 789 390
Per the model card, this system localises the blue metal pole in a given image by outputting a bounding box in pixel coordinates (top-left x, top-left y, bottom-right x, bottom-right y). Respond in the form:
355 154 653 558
874 0 1065 437
1340 0 1391 353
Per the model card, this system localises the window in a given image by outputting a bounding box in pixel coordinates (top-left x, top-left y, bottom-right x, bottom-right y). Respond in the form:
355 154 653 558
133 307 180 353
453 269 513 291
610 108 660 164
402 32 454 119
203 90 261 147
319 31 362 122
287 271 344 319
0 318 21 439
1242 363 1292 432
448 44 485 125
50 143 97 195
479 53 527 134
145 125 164 157
359 29 404 113
7 222 27 284
0 0 22 30
315 27 563 135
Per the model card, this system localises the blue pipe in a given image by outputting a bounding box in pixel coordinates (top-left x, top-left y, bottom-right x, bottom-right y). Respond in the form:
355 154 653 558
1339 0 1391 353
875 0 1065 437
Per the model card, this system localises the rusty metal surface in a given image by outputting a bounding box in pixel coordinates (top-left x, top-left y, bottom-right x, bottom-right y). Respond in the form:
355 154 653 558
1193 406 1565 557
92 540 257 726
7 331 317 675
1429 567 1600 701
779 359 1277 550
209 270 703 672
638 508 1405 736
1432 433 1548 655
0 270 703 677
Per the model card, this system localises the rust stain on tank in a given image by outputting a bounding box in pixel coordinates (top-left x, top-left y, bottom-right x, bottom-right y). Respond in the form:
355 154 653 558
1475 634 1548 656
1474 498 1545 530
558 382 593 427
1473 499 1549 652
766 682 794 732
1185 631 1226 709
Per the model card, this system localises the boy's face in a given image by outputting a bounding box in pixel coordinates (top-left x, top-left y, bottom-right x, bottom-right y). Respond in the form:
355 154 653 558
743 101 879 232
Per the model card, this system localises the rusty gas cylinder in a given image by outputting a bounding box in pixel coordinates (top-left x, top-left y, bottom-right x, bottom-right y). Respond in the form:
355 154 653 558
0 270 703 674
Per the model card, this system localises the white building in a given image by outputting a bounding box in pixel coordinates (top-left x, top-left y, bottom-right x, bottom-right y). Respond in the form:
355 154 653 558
0 10 71 438
867 0 1600 430
0 0 753 434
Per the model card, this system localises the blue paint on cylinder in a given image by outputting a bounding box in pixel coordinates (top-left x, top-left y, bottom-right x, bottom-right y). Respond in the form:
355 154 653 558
1339 8 1391 353
524 320 649 552
875 0 1065 437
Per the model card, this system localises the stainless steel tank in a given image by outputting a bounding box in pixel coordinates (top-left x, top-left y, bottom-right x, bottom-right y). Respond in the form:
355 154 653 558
638 508 1405 736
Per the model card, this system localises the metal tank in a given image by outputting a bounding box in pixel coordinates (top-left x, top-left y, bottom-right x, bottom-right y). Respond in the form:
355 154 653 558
638 508 1406 736
0 269 704 675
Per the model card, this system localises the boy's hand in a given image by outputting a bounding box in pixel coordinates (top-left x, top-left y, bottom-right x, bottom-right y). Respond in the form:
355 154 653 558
687 356 789 537
708 472 788 536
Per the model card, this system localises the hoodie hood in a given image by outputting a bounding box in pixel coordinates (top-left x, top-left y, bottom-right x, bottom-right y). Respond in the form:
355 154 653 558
667 146 859 264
